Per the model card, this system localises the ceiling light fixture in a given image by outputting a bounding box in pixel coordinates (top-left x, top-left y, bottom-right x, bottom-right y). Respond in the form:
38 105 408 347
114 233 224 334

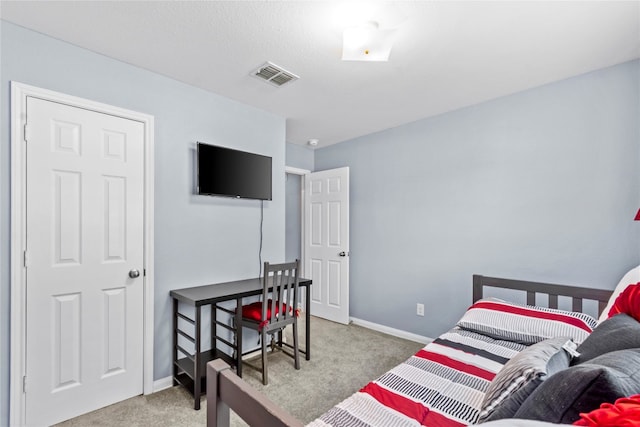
342 21 396 62
307 139 319 146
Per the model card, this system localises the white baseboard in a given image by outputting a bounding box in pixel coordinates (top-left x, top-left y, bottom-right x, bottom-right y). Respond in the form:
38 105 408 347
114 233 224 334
349 317 433 344
152 322 427 394
151 346 279 394
153 376 174 393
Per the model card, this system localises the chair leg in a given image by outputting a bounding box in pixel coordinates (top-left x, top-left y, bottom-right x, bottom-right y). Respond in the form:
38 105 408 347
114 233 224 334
261 329 268 385
236 322 243 378
293 319 300 370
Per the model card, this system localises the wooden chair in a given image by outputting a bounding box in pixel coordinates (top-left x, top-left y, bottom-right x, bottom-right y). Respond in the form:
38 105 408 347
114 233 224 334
236 260 301 385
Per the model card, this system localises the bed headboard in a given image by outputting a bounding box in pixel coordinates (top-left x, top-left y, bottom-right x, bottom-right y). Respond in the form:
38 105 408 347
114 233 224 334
472 274 613 315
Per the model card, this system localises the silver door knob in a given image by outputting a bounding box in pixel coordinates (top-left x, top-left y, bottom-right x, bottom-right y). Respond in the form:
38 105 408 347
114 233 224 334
129 269 140 279
338 251 347 257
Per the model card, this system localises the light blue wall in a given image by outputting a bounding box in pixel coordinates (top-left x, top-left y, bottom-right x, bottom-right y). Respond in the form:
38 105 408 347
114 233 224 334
2 17 639 424
286 142 314 171
315 60 640 339
1 21 286 423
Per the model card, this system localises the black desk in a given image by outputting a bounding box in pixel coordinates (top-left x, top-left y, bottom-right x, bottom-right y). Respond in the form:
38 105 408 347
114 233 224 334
170 277 312 409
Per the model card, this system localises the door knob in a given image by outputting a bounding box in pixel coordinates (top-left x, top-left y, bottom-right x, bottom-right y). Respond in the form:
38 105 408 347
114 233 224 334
338 251 347 257
129 269 140 279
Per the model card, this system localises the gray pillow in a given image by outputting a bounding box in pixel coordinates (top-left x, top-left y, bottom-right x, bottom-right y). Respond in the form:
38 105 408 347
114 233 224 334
571 313 640 365
513 348 640 424
477 337 572 423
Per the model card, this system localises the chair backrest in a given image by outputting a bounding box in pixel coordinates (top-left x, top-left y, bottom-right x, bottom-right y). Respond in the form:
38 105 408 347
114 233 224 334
261 260 300 329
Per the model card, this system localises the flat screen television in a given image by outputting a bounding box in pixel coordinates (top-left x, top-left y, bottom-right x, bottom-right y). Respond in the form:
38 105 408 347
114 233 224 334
197 142 272 200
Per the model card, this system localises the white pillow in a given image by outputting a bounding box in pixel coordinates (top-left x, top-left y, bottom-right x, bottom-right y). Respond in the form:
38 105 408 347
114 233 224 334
456 298 597 345
598 265 640 323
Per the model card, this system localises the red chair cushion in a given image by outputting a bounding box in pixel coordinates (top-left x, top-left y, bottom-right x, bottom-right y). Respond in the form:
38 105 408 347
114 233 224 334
240 300 298 328
241 300 282 321
608 283 640 321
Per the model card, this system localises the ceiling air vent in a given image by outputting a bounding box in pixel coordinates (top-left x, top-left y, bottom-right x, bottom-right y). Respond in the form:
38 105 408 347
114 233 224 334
251 62 299 87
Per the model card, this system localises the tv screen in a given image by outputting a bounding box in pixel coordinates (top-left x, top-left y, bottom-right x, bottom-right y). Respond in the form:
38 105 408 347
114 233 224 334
197 142 272 200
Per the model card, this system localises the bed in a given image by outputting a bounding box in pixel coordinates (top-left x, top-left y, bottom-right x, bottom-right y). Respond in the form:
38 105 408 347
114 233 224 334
206 273 640 427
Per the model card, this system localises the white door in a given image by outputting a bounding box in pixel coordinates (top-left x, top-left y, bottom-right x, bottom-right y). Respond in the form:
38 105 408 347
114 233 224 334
304 167 350 324
25 97 145 426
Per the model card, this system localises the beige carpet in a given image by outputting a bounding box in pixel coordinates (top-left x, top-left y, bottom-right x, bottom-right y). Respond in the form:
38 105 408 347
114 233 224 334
56 316 425 426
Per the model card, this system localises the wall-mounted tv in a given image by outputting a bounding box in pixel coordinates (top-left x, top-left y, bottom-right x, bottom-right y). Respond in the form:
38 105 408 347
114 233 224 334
197 142 272 200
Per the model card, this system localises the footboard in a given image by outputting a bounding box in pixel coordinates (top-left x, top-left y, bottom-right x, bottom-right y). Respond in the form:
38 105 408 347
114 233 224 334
206 359 303 427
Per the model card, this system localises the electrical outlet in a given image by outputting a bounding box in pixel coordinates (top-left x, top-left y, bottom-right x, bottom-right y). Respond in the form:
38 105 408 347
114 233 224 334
416 303 425 316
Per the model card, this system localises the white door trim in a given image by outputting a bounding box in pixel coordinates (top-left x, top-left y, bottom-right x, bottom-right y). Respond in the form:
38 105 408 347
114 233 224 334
284 166 310 176
9 82 155 426
285 166 310 277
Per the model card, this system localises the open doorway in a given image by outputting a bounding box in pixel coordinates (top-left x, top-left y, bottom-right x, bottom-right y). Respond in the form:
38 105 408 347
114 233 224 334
286 172 302 262
285 166 309 267
285 166 351 324
285 166 309 314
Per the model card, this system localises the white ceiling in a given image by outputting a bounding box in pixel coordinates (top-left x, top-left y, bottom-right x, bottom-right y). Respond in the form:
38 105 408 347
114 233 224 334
2 1 639 148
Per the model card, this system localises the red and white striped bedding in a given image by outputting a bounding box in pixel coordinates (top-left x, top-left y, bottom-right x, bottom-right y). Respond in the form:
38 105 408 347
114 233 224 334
307 327 528 427
307 300 597 427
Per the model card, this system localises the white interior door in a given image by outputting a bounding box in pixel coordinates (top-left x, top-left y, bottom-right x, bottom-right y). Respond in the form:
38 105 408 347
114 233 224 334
304 167 350 324
25 97 145 426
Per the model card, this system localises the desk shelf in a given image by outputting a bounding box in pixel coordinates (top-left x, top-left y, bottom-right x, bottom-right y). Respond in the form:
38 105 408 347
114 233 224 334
173 349 216 395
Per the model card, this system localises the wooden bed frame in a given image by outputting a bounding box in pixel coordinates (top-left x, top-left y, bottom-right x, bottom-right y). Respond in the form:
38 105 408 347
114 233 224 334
472 274 613 315
206 274 613 427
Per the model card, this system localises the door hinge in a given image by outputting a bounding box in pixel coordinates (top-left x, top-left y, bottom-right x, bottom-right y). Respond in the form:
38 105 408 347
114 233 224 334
23 375 27 393
23 250 29 268
23 123 29 143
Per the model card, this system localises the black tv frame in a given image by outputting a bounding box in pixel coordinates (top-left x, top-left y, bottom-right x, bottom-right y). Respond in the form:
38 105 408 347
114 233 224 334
197 142 272 201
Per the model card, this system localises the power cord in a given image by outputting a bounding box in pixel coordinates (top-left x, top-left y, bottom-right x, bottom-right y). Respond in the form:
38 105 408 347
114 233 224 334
259 199 264 277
